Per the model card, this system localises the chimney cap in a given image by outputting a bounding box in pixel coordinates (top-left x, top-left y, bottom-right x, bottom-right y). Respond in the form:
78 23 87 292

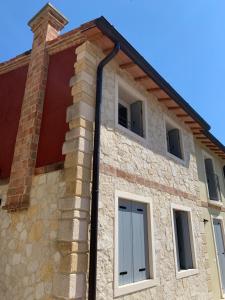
28 3 68 31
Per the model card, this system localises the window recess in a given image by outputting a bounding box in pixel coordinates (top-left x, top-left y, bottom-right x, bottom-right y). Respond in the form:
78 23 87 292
173 210 194 271
118 84 144 137
166 122 183 159
204 158 221 201
223 165 225 185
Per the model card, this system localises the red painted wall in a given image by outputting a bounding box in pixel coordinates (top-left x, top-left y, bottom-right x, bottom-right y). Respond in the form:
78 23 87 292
0 65 28 179
36 46 76 167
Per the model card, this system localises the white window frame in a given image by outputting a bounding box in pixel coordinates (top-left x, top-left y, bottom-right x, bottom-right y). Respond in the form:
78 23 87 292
163 116 185 163
202 150 223 207
114 190 158 297
115 75 148 143
211 215 225 299
171 203 198 279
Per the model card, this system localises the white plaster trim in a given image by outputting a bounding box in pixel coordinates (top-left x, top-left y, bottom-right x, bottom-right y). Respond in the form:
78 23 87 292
115 75 148 144
163 115 185 164
208 200 223 208
170 203 198 279
114 190 157 297
211 215 225 299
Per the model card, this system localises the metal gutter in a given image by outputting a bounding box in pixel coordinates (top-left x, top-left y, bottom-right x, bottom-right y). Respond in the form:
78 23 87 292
88 42 120 300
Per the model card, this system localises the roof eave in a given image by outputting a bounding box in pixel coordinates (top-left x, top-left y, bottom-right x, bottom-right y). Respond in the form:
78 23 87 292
94 16 211 131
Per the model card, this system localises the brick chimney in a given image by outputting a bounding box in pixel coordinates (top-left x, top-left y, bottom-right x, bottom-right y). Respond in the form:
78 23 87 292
5 4 68 211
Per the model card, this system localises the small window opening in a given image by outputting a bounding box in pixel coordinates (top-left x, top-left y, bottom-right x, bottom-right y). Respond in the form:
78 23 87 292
118 85 144 137
173 210 193 270
166 122 183 159
204 158 221 201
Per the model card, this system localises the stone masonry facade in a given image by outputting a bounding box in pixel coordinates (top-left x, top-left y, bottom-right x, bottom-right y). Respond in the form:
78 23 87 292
1 3 224 300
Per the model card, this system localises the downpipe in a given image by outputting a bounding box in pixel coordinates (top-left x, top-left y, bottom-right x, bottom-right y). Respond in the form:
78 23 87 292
88 42 120 300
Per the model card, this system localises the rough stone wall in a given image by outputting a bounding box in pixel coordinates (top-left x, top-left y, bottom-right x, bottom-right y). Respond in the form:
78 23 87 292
96 58 211 299
195 141 225 299
0 170 64 300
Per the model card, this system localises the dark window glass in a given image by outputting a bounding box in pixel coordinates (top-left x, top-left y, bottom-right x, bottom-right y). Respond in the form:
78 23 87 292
174 210 193 270
204 158 220 201
118 103 128 128
167 127 182 159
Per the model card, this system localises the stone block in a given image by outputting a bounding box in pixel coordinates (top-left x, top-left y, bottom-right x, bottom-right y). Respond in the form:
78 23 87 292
57 241 88 255
53 273 85 299
60 253 88 273
58 196 90 212
69 117 93 131
71 80 96 100
64 166 91 182
64 152 92 169
62 137 92 155
58 218 88 242
66 102 95 123
65 127 92 142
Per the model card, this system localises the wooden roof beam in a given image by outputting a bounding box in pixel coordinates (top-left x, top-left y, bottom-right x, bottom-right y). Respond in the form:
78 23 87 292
168 106 181 110
120 62 135 69
176 113 189 118
202 141 213 145
158 97 171 102
191 127 202 130
185 121 197 125
196 136 209 140
147 87 161 92
193 132 205 136
135 75 148 82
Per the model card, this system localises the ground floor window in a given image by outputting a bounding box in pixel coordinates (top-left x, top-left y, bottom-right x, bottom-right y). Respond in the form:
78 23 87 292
115 191 156 297
118 198 149 285
171 204 198 278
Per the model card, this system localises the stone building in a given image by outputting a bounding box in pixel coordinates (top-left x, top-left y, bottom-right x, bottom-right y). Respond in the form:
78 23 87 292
0 3 225 300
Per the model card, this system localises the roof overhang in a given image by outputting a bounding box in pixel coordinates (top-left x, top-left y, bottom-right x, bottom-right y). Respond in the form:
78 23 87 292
84 17 225 160
1 16 224 160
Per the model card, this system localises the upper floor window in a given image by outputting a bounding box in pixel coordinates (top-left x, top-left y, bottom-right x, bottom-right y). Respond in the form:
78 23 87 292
204 157 221 201
166 121 183 160
117 78 145 138
223 165 225 180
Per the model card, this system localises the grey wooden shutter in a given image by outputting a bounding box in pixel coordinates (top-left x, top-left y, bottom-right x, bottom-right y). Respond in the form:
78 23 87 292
204 158 219 200
131 201 149 282
175 211 193 270
118 199 133 285
213 220 225 292
130 101 143 136
168 129 182 158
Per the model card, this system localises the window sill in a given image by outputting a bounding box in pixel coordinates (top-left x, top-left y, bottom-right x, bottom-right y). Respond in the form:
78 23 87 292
176 269 199 279
208 200 223 208
114 278 158 298
166 151 185 165
116 123 147 144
